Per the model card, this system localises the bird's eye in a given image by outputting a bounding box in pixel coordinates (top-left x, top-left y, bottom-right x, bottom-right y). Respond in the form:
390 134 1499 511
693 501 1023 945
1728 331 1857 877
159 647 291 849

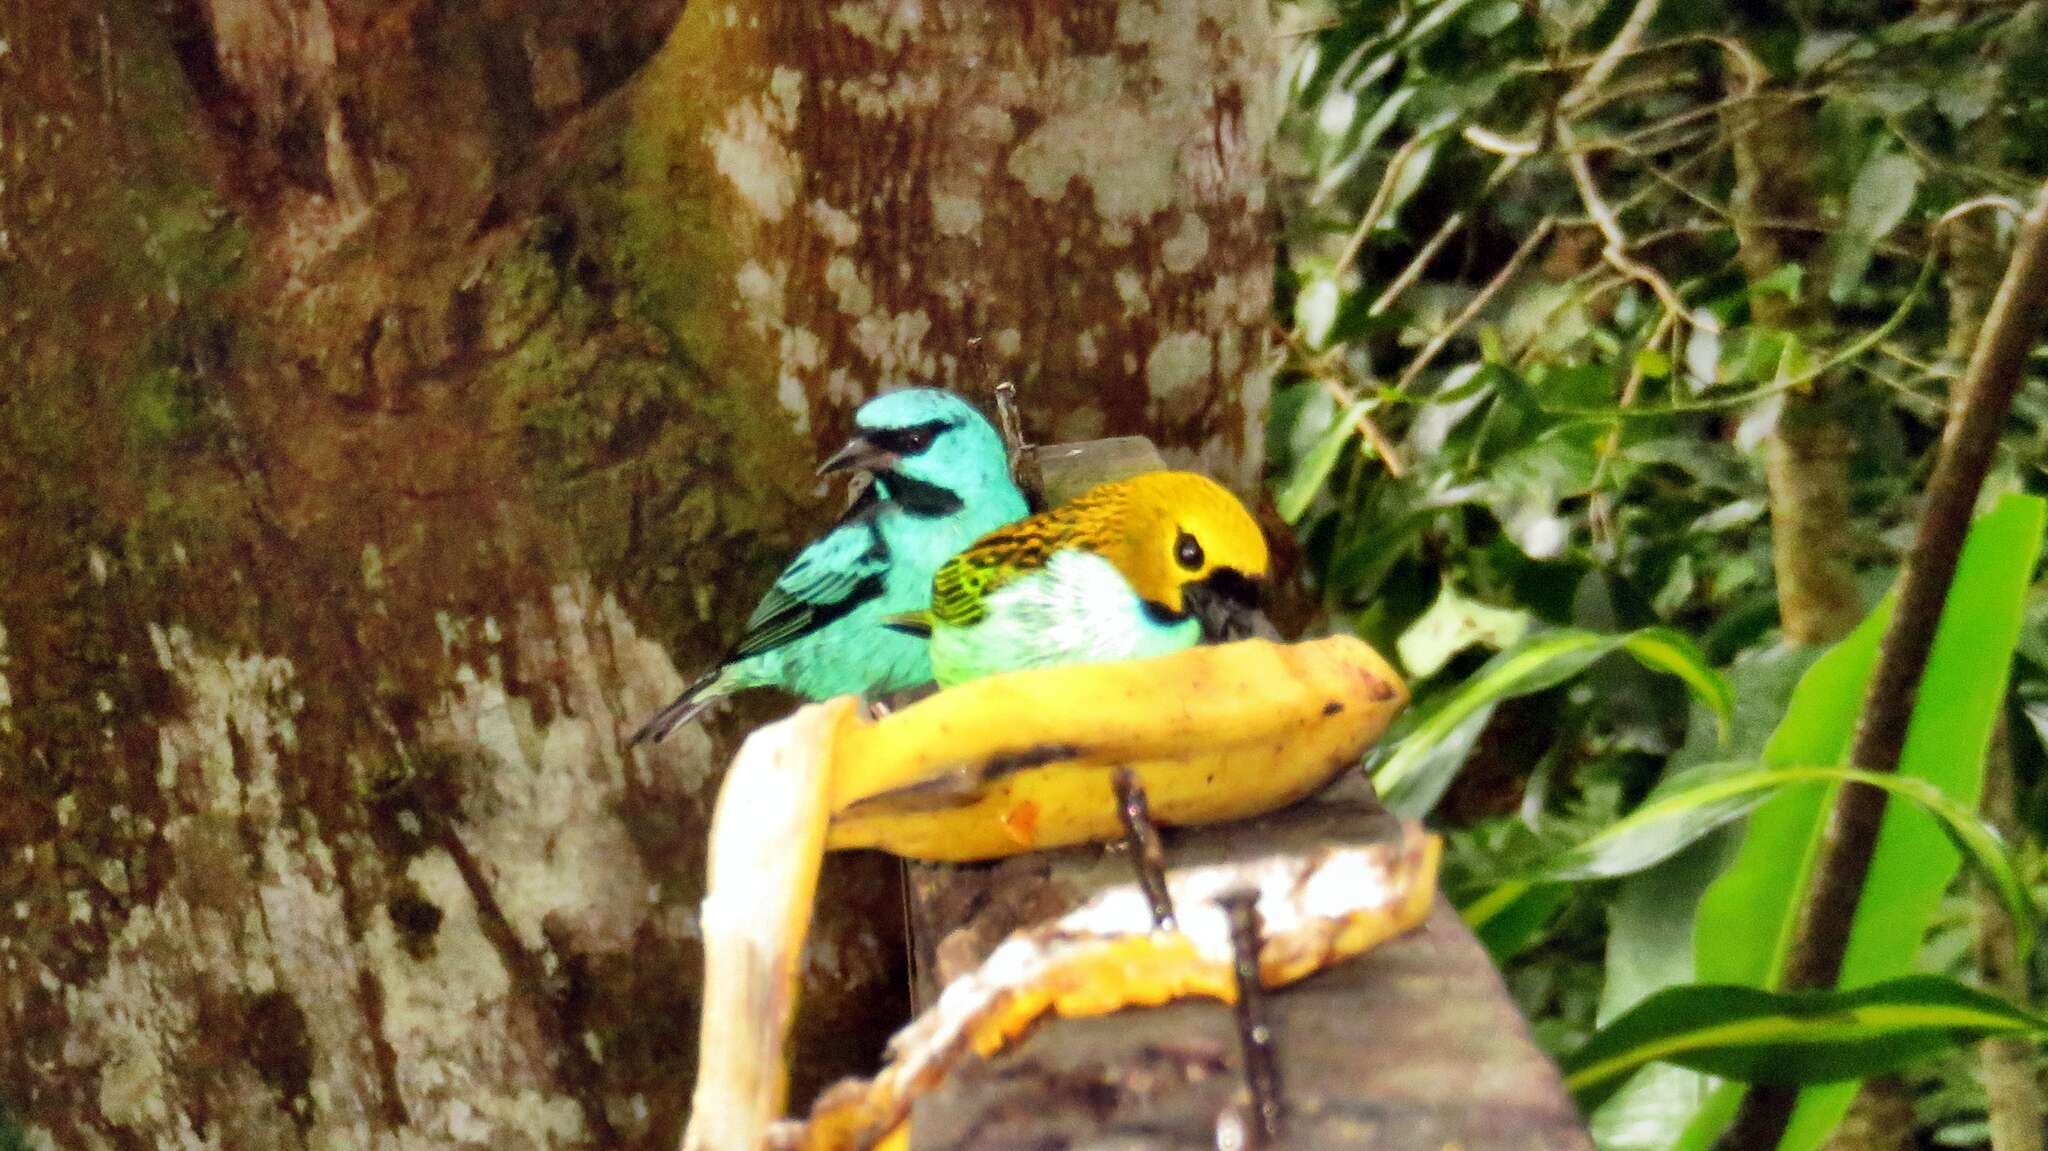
1174 530 1204 571
901 428 933 450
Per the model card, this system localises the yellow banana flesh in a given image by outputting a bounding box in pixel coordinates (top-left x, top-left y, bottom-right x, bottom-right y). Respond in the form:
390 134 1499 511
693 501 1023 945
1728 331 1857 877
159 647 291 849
824 635 1408 861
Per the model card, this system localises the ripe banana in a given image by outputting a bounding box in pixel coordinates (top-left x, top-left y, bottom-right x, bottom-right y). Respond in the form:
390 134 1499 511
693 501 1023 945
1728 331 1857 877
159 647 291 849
682 636 1411 1150
824 635 1408 861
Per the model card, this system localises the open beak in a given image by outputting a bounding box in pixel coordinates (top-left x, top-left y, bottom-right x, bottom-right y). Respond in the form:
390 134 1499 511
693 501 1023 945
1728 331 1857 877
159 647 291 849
1183 571 1278 643
817 434 901 477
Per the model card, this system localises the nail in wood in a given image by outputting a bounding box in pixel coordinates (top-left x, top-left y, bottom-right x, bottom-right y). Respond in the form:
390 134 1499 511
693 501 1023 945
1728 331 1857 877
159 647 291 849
1218 887 1283 1145
1111 767 1175 930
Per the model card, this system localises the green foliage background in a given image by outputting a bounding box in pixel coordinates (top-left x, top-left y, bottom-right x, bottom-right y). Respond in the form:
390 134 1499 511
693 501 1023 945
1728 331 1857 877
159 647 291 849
1267 0 2048 1145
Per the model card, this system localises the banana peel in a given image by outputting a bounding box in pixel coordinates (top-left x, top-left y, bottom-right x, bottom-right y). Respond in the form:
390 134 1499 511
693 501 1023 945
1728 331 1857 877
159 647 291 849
826 635 1408 860
681 701 843 1151
771 825 1441 1151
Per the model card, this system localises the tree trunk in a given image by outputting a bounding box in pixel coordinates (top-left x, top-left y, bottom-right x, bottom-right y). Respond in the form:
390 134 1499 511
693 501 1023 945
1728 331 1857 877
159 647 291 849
1727 92 1865 647
0 2 1278 1149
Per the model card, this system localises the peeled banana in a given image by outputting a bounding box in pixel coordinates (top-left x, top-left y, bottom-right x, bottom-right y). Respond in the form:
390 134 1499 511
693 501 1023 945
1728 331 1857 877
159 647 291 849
776 824 1442 1151
825 635 1409 860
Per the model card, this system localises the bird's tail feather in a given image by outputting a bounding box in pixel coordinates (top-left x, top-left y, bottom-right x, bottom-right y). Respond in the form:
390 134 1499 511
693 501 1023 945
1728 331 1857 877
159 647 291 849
629 669 731 747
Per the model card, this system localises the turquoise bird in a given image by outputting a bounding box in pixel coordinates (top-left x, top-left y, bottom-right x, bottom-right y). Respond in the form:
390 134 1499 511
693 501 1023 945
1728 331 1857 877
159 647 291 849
630 389 1028 745
891 471 1272 687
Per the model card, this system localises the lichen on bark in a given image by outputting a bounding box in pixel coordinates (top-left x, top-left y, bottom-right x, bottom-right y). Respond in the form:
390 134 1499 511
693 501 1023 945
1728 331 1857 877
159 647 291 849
1 1 1280 1147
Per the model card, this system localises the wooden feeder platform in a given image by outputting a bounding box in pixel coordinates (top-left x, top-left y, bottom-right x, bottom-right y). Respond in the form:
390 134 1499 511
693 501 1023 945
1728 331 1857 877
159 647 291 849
886 429 1595 1150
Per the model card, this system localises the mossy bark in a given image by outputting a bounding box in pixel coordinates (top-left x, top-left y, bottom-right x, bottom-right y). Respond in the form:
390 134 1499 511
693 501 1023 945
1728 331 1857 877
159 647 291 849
0 2 1278 1149
1727 93 1866 648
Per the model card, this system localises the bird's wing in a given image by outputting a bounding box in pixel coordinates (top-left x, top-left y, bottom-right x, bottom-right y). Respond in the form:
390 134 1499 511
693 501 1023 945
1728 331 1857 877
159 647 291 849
732 494 891 659
929 504 1091 629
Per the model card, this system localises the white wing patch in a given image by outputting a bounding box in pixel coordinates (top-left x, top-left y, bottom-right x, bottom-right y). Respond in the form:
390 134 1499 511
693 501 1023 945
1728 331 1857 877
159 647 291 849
929 550 1196 684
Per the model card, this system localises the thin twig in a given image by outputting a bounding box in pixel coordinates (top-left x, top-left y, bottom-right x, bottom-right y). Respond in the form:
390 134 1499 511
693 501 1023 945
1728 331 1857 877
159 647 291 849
1542 251 1937 417
1559 0 1662 111
1576 120 1720 163
1512 267 1630 369
1331 131 1445 284
1273 325 1408 480
1393 216 1558 393
1370 154 1528 319
1589 308 1676 551
1219 889 1285 1145
1356 399 1408 479
1371 212 1466 316
1463 123 1542 157
1309 375 1407 479
1111 769 1176 931
1938 195 2027 231
1609 88 1807 154
1558 118 1701 329
1722 177 2048 1151
1565 66 1699 121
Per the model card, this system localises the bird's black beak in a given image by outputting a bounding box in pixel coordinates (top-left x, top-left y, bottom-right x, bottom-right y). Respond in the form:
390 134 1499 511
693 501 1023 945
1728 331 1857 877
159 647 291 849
1183 569 1277 643
817 434 900 477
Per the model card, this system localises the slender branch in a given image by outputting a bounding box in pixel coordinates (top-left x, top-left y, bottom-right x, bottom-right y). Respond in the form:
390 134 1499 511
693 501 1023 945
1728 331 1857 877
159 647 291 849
1722 177 2048 1150
1309 374 1408 479
1370 154 1527 318
1331 131 1445 283
1590 308 1676 551
1393 216 1557 393
1358 400 1408 479
1565 67 1699 121
1272 326 1408 480
1558 118 1702 330
1558 0 1661 112
1370 212 1466 316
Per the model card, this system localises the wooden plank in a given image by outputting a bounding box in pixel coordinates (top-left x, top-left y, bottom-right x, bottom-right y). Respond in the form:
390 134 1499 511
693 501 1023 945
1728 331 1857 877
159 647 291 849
1027 437 1171 506
902 785 1594 1150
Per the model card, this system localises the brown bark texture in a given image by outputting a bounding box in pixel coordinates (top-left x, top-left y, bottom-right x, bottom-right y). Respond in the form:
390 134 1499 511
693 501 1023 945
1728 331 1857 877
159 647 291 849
1725 91 1864 648
1974 716 2045 1151
0 2 1279 1148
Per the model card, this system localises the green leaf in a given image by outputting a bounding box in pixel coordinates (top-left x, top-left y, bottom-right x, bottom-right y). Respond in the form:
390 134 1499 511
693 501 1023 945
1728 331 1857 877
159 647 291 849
1693 614 1890 986
1371 627 1731 817
1685 494 2047 1150
1633 346 1673 380
1827 148 1921 302
1482 422 1603 559
1749 263 1805 303
1396 581 1532 678
1296 278 1342 348
1594 645 1820 1101
1461 878 1571 961
1616 629 1732 739
1520 764 2031 955
1564 976 2048 1111
1776 492 2048 1150
1275 397 1370 523
1592 1063 1727 1151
